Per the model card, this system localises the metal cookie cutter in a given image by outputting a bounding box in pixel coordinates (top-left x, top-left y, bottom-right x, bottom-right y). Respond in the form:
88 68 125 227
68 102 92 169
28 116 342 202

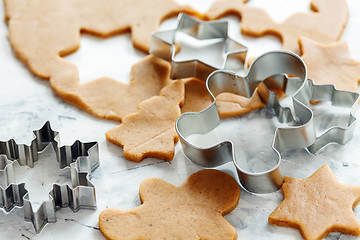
175 50 359 194
150 13 248 81
290 77 359 154
0 121 99 233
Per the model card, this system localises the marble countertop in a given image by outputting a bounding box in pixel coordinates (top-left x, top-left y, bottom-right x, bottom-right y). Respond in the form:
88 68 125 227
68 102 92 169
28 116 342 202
1 0 360 239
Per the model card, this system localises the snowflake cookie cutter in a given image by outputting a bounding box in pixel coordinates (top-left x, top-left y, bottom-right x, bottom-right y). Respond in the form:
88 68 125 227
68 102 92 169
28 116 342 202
150 13 248 81
175 50 359 194
0 121 99 233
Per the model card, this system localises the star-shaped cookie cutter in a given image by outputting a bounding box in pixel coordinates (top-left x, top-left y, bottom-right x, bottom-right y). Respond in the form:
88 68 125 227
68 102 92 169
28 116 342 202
150 13 248 81
175 50 359 194
0 122 99 233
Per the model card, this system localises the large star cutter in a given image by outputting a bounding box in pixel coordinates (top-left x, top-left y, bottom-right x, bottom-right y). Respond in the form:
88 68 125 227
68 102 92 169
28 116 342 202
150 13 248 81
175 50 359 194
0 122 99 233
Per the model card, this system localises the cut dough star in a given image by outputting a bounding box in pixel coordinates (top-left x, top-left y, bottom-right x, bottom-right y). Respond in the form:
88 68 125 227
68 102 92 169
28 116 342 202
269 164 360 240
300 37 360 92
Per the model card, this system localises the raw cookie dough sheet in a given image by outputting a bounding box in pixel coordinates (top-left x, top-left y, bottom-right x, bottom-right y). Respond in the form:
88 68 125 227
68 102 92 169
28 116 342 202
1 0 360 239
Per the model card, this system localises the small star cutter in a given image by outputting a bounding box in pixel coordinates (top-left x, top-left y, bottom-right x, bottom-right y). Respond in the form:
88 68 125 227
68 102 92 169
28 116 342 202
0 121 99 233
175 50 359 194
149 13 248 81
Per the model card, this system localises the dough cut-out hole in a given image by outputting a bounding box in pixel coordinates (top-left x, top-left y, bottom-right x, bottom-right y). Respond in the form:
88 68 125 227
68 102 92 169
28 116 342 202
246 0 312 24
158 17 178 31
64 33 145 84
175 0 213 13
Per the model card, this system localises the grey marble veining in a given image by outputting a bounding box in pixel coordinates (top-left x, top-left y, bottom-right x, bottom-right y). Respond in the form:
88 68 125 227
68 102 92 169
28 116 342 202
1 0 360 239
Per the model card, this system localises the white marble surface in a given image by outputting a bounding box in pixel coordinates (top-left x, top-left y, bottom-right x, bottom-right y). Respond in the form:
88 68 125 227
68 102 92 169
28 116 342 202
1 0 360 239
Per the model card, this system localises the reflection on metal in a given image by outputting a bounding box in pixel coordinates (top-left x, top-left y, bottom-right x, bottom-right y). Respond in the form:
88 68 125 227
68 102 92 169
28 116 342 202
176 50 359 194
150 13 247 81
0 122 99 233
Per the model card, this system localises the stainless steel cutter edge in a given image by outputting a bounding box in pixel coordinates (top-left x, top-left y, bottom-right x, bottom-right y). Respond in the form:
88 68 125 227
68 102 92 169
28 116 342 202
0 121 99 233
150 13 248 81
302 78 359 153
175 50 359 194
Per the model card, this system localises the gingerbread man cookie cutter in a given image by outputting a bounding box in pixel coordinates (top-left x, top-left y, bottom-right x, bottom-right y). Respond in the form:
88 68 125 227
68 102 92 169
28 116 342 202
150 13 248 81
0 122 99 233
175 50 359 194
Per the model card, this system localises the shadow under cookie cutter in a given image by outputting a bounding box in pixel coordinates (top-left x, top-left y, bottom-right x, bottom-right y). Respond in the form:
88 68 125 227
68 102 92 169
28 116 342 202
0 121 99 233
176 50 359 194
150 13 248 81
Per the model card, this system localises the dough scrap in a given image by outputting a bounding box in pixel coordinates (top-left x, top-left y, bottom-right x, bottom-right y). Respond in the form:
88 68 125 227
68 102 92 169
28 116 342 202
80 55 173 121
182 78 265 118
181 78 213 114
300 37 360 92
206 0 348 54
99 169 240 240
105 80 184 162
216 91 265 118
269 164 360 240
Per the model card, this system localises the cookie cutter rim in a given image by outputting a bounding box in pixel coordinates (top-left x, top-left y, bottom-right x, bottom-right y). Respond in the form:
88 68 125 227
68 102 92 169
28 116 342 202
150 13 248 81
176 50 359 194
303 78 359 153
0 121 99 233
